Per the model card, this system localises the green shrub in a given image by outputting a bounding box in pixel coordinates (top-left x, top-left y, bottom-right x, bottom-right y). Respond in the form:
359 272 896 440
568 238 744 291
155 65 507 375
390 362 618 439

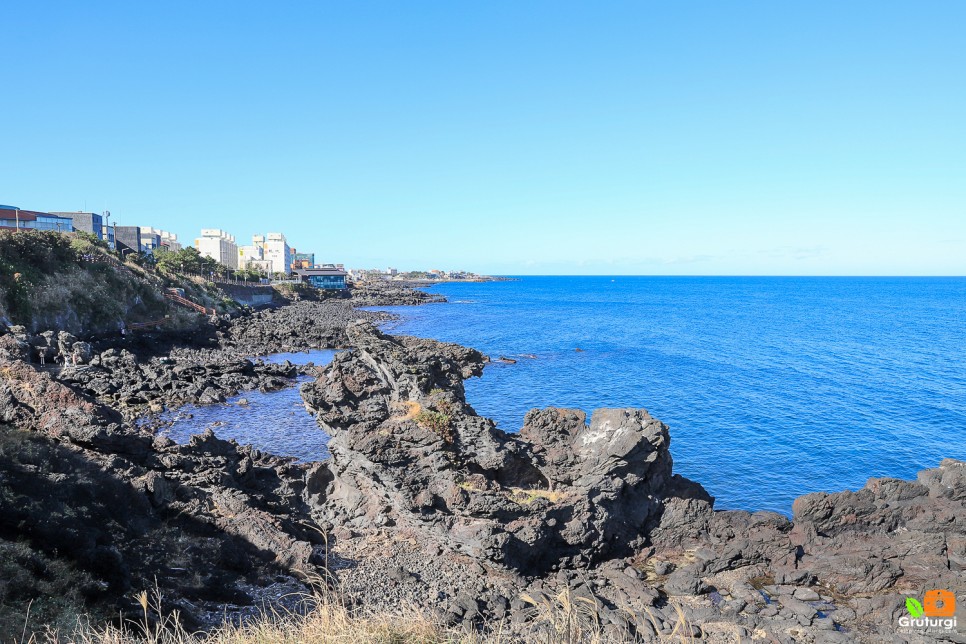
68 231 110 255
414 410 454 443
0 230 81 322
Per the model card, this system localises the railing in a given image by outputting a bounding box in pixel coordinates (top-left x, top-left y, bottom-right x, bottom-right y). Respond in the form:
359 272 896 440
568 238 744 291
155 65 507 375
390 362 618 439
163 292 214 315
127 318 168 331
78 252 128 270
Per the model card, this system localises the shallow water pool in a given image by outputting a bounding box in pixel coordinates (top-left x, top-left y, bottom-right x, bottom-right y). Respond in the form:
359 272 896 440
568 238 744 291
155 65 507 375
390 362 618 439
153 350 337 461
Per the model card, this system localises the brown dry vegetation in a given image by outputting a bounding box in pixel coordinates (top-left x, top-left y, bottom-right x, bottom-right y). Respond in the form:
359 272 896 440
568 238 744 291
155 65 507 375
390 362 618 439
20 587 706 644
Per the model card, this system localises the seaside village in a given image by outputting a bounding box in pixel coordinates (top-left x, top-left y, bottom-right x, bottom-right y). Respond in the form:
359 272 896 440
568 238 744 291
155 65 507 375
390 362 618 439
0 204 481 287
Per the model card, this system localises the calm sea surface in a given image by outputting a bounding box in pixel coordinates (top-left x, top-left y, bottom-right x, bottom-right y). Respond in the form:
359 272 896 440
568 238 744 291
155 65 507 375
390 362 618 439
377 276 966 513
152 350 337 459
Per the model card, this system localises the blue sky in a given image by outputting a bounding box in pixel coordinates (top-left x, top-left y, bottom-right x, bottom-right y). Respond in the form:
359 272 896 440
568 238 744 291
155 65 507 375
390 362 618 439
2 2 964 275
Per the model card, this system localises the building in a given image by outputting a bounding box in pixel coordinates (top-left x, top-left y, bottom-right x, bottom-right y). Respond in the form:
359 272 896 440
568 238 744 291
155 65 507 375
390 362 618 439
238 241 273 273
138 228 162 254
114 226 142 256
139 227 181 252
160 230 181 251
194 229 238 268
292 252 315 270
238 242 264 270
50 211 104 239
295 266 348 290
246 232 293 275
263 232 292 275
0 206 75 232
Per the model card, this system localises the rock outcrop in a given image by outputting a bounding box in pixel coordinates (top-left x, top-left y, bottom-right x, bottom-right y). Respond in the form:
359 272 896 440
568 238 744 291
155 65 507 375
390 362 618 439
57 348 299 411
347 281 446 307
0 349 327 635
2 303 963 642
303 322 966 643
220 301 397 355
301 322 710 574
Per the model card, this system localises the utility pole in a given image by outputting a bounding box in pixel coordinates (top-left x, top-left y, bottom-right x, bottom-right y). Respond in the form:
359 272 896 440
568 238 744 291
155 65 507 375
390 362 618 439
103 211 112 247
15 208 20 231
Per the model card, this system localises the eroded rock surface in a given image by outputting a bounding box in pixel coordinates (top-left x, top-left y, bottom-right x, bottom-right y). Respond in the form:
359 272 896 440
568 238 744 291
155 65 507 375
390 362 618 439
1 306 963 642
302 322 966 643
301 322 708 575
0 351 327 635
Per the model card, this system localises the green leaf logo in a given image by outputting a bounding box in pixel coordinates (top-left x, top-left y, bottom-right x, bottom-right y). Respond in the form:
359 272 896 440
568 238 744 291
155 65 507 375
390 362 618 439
906 597 924 618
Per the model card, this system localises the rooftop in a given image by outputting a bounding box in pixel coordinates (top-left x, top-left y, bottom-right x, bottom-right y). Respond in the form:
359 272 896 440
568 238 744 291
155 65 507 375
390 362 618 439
295 267 348 277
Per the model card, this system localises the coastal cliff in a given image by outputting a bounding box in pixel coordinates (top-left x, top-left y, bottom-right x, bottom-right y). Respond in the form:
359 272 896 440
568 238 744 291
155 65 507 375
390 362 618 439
300 322 966 642
0 302 962 642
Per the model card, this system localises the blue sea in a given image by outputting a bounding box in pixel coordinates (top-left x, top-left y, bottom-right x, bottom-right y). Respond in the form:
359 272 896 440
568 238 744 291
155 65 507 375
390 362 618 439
151 350 338 459
377 276 966 514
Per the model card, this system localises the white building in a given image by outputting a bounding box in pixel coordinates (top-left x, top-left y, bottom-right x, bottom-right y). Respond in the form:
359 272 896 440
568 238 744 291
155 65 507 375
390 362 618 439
263 232 293 275
238 242 263 269
139 227 182 252
246 232 293 275
194 229 238 269
159 230 182 251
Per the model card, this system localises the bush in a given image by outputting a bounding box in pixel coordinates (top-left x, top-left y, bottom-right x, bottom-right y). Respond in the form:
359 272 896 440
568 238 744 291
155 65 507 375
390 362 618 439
155 247 218 275
69 231 110 255
414 410 454 443
0 230 80 322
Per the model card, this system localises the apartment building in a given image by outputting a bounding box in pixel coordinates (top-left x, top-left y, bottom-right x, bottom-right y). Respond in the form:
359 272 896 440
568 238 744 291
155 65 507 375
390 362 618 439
263 232 292 275
139 227 182 252
194 229 238 269
246 232 293 275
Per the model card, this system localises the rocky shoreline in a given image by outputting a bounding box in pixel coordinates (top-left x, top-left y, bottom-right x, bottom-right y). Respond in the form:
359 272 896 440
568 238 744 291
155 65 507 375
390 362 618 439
0 288 963 642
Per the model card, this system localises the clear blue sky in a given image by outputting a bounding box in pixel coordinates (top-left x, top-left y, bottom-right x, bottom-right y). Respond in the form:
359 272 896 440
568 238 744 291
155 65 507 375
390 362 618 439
2 2 964 275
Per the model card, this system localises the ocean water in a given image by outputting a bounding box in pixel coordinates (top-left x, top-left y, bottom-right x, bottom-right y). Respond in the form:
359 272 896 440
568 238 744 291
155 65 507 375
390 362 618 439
377 276 966 514
152 350 337 459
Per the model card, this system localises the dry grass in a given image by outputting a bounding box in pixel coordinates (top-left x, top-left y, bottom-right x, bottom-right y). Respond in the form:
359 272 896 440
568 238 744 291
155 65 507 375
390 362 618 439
390 401 422 422
26 594 462 644
22 584 707 644
506 487 568 505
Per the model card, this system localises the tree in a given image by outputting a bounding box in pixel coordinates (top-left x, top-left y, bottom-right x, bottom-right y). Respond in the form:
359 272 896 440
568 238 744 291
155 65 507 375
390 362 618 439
69 231 109 255
155 247 218 274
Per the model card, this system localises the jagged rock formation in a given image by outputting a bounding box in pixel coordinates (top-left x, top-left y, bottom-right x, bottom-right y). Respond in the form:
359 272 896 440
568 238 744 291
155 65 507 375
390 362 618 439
347 281 446 307
302 322 966 643
218 301 394 354
57 348 298 409
301 321 709 574
1 306 963 642
0 347 326 636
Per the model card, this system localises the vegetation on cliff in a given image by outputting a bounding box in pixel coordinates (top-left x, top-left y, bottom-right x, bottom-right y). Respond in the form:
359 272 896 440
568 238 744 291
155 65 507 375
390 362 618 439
0 231 236 335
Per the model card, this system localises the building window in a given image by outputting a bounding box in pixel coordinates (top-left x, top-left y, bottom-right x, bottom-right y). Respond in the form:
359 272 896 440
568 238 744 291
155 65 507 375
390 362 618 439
306 275 347 289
